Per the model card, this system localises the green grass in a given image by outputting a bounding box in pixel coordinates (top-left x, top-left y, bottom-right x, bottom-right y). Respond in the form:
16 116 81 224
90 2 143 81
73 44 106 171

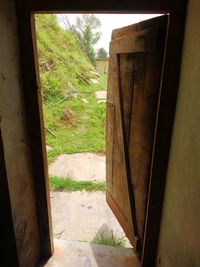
99 74 108 91
92 233 125 248
49 175 105 192
35 14 107 163
80 73 107 92
35 14 96 101
44 90 106 163
72 74 108 93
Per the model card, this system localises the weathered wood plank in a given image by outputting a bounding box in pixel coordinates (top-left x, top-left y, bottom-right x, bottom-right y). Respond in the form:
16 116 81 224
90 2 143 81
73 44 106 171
110 28 156 54
28 0 187 13
0 129 19 267
110 16 168 55
106 55 115 194
111 15 166 39
14 7 53 261
106 15 168 255
107 54 138 248
128 53 164 245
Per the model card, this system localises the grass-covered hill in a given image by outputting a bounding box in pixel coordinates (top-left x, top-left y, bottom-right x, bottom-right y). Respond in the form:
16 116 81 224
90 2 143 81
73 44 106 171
35 14 96 102
35 14 107 162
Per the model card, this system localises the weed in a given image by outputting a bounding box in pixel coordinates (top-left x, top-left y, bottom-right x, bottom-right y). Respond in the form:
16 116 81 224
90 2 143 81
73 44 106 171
92 232 125 248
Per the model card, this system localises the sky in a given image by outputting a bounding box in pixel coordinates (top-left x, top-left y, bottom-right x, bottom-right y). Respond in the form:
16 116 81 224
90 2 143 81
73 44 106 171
58 14 162 53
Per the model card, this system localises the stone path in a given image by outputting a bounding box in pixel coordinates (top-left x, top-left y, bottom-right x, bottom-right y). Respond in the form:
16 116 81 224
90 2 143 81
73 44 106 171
49 152 105 182
50 191 131 247
48 152 132 247
47 88 132 249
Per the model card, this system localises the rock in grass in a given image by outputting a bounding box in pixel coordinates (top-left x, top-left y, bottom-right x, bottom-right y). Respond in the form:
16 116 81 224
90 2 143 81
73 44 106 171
90 78 99 84
81 99 88 103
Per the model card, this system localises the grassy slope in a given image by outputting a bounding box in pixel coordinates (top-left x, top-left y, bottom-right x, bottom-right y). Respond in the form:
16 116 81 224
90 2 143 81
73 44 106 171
35 14 94 101
35 15 107 163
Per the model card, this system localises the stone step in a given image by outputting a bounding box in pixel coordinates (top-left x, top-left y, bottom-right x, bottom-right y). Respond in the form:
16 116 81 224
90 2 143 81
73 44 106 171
40 239 140 267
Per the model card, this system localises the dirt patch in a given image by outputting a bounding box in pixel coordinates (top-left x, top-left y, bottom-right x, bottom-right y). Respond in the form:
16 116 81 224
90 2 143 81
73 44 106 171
60 107 78 126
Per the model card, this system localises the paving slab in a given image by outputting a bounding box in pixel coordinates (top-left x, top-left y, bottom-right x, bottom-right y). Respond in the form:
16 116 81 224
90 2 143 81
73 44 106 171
94 91 107 99
46 145 53 152
50 191 131 247
49 153 105 182
97 99 106 104
90 78 99 84
40 239 140 267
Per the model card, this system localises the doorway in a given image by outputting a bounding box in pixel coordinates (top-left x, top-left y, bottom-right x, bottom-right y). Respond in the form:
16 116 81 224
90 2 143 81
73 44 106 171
19 7 186 265
33 13 163 264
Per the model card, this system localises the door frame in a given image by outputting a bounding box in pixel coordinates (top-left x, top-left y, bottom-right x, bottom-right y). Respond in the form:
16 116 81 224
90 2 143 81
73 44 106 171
15 1 187 266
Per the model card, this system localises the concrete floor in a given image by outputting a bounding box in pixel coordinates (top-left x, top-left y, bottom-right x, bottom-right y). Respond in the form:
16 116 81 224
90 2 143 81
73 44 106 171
50 191 131 246
40 239 141 267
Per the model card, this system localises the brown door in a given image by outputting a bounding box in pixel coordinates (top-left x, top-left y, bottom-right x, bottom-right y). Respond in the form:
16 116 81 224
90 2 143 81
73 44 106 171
106 15 168 251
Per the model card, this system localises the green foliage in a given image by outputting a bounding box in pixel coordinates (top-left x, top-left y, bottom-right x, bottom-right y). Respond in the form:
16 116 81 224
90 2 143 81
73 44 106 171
93 233 125 247
97 48 108 60
35 14 94 101
70 14 101 66
49 175 105 191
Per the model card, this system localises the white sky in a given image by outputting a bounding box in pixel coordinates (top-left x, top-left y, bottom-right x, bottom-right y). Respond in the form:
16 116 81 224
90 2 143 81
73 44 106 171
58 14 162 53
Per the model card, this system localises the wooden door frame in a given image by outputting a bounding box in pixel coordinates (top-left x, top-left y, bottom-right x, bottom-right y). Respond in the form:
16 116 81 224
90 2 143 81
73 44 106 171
14 0 187 266
0 129 20 266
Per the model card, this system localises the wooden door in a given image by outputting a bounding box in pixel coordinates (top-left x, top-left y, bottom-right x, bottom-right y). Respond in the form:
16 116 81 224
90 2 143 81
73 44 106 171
106 15 168 251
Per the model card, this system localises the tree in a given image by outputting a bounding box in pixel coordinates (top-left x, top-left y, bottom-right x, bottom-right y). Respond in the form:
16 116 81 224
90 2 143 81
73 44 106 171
97 48 108 60
62 14 101 66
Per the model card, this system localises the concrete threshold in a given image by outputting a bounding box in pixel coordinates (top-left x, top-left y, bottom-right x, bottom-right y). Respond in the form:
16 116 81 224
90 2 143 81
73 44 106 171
40 239 141 267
